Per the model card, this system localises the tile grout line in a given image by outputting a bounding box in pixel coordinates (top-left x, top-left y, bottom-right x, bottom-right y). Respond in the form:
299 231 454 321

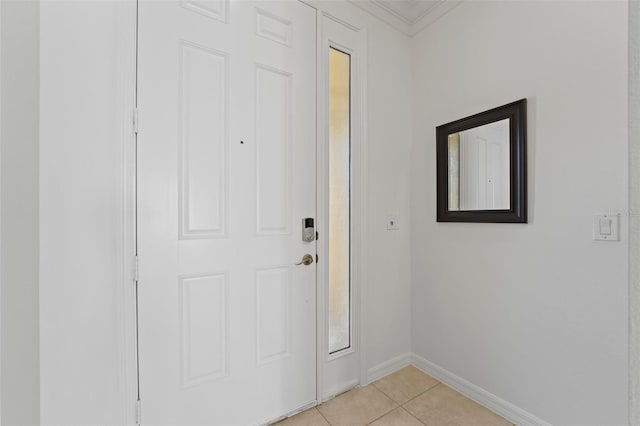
363 402 400 426
315 406 332 425
285 371 511 426
401 382 513 425
312 371 442 426
364 383 400 425
395 382 441 425
401 382 443 408
369 378 437 425
371 379 413 406
315 389 395 426
371 369 442 407
398 406 428 425
318 384 399 426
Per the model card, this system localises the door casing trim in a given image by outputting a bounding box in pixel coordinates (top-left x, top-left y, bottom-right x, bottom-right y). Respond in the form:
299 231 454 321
311 0 369 402
114 1 138 424
629 1 640 423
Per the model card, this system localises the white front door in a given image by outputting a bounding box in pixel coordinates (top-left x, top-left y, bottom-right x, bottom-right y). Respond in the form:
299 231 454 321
137 1 317 424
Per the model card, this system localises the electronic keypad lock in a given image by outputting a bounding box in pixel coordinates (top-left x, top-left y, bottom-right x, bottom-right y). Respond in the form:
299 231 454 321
302 218 315 242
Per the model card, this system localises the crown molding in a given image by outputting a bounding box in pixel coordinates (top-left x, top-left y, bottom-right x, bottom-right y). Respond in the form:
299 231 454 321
348 0 463 36
407 0 463 35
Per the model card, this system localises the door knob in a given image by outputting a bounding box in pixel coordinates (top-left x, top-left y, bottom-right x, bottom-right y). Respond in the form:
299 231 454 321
295 254 314 266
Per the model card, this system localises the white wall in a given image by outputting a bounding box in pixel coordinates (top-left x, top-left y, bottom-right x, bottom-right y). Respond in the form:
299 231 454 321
39 2 124 424
37 1 413 424
410 2 629 425
358 7 413 376
1 1 40 424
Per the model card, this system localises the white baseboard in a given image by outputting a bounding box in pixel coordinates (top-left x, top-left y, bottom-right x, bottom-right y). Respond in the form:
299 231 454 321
366 353 413 383
364 353 550 426
410 353 550 426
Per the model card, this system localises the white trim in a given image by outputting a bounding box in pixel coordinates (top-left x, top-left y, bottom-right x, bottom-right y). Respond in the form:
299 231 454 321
347 0 462 37
366 353 412 384
408 0 462 36
356 20 369 396
114 1 139 425
629 0 640 423
410 353 551 426
346 0 409 35
0 0 3 418
314 2 368 402
327 346 356 362
314 6 326 405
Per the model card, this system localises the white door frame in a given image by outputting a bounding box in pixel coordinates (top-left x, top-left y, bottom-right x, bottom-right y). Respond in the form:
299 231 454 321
115 1 369 424
629 1 640 424
114 1 139 424
313 2 369 401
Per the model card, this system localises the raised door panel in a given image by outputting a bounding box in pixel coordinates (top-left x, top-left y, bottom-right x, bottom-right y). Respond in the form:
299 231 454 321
181 0 229 23
180 274 228 388
179 42 228 239
255 65 292 235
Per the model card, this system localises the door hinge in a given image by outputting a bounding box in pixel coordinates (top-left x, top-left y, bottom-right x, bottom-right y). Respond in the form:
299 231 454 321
134 255 139 284
136 399 142 425
133 108 139 134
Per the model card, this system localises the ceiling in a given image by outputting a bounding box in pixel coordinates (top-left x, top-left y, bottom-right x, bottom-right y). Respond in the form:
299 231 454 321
348 0 462 36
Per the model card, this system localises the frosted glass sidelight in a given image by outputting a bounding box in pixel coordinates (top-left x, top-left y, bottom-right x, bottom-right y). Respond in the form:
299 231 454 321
328 48 351 354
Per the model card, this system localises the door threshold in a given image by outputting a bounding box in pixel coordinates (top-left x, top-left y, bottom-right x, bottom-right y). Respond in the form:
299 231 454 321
263 400 319 426
321 379 360 402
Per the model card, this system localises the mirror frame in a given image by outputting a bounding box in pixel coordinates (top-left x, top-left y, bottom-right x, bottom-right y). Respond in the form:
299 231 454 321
436 99 527 223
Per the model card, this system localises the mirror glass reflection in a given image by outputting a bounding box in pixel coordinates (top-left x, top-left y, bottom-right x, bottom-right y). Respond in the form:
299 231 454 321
448 118 510 211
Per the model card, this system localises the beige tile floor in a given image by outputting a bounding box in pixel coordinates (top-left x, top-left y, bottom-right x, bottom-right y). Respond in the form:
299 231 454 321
274 366 513 426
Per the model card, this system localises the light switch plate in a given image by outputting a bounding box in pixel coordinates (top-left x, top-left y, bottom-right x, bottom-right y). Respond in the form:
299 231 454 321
593 214 619 241
387 215 400 230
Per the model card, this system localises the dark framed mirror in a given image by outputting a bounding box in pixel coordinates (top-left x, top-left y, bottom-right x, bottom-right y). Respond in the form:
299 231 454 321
436 99 527 223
